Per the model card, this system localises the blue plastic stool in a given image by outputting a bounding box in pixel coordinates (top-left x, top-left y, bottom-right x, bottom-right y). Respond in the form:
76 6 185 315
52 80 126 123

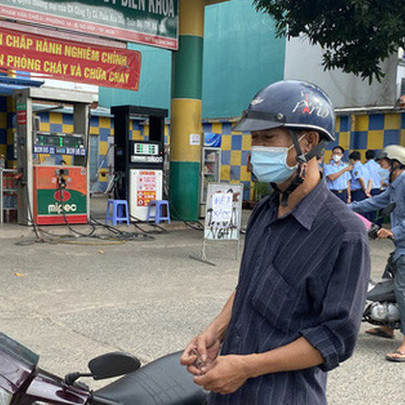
106 199 130 226
146 200 171 224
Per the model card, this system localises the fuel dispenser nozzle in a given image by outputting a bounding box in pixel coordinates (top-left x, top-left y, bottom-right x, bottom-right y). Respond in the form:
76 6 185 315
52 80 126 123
56 168 69 189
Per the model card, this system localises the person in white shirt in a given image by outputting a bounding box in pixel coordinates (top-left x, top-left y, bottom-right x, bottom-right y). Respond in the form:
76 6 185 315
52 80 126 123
323 146 352 203
364 149 383 221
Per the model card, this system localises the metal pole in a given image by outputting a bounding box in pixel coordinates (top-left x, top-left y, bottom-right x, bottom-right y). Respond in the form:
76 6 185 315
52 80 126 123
236 236 241 261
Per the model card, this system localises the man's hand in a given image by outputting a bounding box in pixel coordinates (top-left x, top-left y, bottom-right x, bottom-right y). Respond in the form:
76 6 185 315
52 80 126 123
193 355 251 395
377 228 394 239
180 330 221 376
346 164 354 172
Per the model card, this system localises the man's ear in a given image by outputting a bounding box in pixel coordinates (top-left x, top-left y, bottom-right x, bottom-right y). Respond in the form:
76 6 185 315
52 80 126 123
301 131 320 153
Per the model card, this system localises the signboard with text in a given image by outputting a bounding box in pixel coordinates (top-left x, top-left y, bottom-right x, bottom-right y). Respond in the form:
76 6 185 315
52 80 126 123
0 27 141 90
204 183 243 241
0 0 178 50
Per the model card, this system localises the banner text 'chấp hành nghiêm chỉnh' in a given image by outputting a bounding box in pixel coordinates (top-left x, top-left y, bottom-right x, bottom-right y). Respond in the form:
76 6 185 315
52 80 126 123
0 27 142 91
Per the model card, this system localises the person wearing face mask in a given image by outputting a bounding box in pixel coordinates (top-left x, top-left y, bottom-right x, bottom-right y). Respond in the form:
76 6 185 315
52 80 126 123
323 146 353 203
181 80 370 404
376 152 391 189
350 145 405 362
363 149 383 222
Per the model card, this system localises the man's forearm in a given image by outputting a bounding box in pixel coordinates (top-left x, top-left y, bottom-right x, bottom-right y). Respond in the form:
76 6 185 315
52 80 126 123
205 290 236 341
244 337 324 378
327 167 347 182
367 179 373 193
359 178 367 193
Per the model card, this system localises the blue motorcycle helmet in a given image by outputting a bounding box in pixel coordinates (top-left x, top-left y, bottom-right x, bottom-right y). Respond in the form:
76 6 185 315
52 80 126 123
233 79 335 142
234 80 336 205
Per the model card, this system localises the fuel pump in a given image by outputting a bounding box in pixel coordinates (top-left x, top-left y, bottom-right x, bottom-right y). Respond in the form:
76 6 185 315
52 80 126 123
111 106 167 221
14 87 93 225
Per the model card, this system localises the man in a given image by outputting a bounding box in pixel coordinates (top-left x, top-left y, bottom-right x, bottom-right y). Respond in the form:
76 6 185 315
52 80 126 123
323 146 352 203
363 149 383 221
376 151 390 190
350 145 405 362
349 151 370 202
181 80 370 404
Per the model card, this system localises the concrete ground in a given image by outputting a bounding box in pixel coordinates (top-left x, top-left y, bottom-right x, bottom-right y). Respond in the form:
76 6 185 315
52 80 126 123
1 204 405 404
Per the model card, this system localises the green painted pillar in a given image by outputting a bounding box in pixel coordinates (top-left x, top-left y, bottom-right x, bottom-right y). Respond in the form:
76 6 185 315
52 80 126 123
169 0 204 221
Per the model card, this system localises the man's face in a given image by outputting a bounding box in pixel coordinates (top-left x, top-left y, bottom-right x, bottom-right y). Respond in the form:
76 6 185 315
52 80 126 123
251 127 300 168
332 148 343 158
379 158 390 169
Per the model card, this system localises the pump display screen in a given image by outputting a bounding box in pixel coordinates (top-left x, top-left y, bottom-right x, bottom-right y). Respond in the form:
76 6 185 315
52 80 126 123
36 133 83 148
131 142 163 164
34 132 86 156
134 143 159 155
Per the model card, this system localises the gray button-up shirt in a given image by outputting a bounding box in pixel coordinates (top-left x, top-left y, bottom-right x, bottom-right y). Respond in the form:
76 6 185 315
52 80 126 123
209 179 370 405
351 171 405 260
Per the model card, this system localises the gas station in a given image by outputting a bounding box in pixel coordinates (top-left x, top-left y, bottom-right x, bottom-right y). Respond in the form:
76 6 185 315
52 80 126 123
0 0 230 226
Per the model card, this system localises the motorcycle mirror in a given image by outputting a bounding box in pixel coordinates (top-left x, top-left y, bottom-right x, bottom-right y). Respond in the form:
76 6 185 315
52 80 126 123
381 203 396 217
88 352 141 380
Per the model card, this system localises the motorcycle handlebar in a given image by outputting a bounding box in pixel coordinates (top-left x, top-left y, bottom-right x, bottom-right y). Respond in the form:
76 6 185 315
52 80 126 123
368 226 395 241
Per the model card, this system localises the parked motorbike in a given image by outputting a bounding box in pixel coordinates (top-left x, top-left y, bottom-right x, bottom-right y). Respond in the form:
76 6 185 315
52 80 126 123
0 332 207 405
361 203 401 330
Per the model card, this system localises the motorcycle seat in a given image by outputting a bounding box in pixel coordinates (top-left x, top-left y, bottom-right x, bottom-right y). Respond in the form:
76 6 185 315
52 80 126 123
94 351 207 405
367 278 396 303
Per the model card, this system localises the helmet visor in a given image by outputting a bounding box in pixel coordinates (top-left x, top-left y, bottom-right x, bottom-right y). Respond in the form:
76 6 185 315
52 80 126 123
232 117 283 132
233 109 286 132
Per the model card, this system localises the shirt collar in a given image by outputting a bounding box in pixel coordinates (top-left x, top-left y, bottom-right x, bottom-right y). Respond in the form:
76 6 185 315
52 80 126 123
269 178 329 230
391 171 405 188
291 179 329 230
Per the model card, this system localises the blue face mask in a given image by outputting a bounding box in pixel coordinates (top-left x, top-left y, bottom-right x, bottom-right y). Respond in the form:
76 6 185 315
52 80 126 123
378 167 390 181
251 145 298 184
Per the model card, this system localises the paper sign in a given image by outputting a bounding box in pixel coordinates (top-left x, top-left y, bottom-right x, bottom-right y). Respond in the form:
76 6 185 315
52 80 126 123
204 183 243 241
190 134 201 146
212 192 232 223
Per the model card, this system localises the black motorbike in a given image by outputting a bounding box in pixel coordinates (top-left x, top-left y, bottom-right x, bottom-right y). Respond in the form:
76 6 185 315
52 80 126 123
0 332 207 405
362 203 400 330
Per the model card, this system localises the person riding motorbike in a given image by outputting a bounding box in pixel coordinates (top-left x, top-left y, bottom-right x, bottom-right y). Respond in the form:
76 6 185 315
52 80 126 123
350 145 405 362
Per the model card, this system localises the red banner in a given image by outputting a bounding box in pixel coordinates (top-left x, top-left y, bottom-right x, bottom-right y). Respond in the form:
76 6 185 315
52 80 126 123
0 28 141 91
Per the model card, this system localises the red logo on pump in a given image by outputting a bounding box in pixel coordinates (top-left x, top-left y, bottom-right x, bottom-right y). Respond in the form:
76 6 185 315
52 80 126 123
54 190 71 202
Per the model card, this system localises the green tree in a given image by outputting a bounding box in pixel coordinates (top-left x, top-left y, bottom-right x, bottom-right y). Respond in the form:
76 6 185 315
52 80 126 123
253 0 405 82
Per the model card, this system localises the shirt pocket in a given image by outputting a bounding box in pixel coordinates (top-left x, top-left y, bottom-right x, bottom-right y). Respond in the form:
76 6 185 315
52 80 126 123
250 262 295 332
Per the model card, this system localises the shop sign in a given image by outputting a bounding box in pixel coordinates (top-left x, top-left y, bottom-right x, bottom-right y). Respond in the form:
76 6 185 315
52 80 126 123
0 0 178 50
0 27 141 91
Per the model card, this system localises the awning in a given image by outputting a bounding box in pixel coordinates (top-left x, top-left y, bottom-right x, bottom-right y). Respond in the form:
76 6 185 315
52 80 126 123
0 76 44 96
